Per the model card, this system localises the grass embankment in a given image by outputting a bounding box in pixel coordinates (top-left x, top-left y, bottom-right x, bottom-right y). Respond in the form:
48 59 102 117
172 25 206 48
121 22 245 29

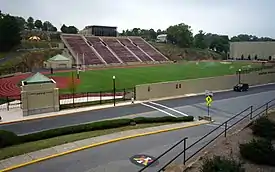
0 116 193 160
51 61 259 93
151 42 224 61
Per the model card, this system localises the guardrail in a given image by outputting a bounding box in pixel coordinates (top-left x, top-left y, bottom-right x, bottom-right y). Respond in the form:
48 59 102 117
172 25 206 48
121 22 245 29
138 98 275 172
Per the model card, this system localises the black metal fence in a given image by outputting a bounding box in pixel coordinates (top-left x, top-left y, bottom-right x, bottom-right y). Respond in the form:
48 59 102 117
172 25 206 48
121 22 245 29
0 94 22 111
0 87 136 111
59 87 135 109
138 98 275 172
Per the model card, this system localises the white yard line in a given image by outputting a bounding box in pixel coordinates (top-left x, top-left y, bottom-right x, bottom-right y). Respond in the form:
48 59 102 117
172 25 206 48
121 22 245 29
140 102 177 117
148 101 189 116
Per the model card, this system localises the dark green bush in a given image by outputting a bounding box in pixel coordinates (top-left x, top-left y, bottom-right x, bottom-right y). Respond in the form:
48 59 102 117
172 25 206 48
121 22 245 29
0 116 193 148
20 118 133 142
20 116 193 143
239 139 275 166
200 156 245 172
251 116 275 139
0 130 20 148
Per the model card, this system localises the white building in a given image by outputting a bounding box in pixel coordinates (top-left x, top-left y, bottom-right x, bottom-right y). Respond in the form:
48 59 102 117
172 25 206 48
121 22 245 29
156 34 167 43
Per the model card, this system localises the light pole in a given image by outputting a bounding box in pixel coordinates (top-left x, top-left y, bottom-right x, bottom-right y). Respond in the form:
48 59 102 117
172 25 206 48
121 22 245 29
113 76 116 106
238 69 241 84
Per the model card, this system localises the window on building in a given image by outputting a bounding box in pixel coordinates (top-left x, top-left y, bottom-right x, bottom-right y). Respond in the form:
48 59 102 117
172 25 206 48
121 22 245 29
269 56 272 61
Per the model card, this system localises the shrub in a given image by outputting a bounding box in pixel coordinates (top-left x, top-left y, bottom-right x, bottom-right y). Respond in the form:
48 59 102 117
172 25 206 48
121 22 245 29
239 139 275 166
0 116 193 148
0 130 20 148
20 118 133 142
200 156 245 172
251 116 275 139
20 116 193 143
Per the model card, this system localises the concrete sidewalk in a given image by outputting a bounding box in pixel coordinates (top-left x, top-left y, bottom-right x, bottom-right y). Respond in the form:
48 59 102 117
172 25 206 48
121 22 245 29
0 100 140 125
0 120 210 171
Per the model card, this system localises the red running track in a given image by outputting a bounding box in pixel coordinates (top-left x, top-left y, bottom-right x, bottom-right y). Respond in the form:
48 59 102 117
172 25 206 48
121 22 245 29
0 74 80 98
0 74 130 100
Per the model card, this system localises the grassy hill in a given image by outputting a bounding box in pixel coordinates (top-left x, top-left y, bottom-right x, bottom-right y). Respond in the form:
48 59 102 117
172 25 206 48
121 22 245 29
151 42 224 61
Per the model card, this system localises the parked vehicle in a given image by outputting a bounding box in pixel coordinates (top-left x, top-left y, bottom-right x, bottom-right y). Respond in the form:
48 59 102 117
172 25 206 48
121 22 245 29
233 83 249 92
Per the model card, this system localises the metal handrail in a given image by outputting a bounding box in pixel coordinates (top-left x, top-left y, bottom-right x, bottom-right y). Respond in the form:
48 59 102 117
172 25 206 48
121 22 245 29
144 98 275 172
137 137 188 172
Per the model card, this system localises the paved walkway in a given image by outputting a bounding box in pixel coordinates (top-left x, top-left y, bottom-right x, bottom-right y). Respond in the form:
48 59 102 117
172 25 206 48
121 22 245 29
0 100 140 124
0 120 210 171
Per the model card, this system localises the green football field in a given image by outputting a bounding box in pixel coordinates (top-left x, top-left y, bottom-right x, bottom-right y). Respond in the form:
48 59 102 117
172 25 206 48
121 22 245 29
51 61 259 93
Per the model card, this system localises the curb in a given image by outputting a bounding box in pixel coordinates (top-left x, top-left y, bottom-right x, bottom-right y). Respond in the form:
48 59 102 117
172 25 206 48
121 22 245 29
1 120 210 172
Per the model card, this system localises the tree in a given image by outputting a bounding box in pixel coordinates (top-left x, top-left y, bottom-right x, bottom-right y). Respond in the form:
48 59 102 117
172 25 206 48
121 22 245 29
34 20 42 30
60 24 67 33
194 30 207 49
26 17 34 30
166 23 193 48
52 27 57 32
132 28 141 36
148 29 157 40
15 16 26 30
42 21 56 31
0 14 21 52
67 26 78 34
60 24 78 34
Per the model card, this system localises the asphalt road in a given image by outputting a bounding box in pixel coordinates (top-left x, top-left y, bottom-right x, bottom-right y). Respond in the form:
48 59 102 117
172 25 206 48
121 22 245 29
7 85 275 172
11 124 223 172
1 84 275 135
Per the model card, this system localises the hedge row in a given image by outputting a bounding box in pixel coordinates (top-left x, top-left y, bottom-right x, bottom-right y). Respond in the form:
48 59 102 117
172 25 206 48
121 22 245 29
0 116 193 148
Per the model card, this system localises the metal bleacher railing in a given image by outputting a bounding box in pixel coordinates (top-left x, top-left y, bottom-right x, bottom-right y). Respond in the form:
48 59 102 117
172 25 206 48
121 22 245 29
138 98 275 172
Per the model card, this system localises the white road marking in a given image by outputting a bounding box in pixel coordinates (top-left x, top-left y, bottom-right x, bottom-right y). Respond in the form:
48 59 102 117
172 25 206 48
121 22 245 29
140 102 177 117
148 101 189 116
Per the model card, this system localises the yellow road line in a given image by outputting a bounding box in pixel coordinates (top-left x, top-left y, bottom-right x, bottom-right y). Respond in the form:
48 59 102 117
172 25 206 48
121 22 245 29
1 121 210 172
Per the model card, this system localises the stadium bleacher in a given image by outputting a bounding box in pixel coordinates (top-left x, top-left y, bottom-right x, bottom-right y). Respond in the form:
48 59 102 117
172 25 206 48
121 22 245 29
62 35 104 65
129 37 168 61
61 34 168 65
102 37 140 63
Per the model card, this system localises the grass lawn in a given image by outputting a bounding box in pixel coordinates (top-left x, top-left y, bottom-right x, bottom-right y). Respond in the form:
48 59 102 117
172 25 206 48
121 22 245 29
51 61 259 93
0 123 171 160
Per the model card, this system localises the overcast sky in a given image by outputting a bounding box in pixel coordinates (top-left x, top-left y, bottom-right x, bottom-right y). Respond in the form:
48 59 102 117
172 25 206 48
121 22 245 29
1 0 274 38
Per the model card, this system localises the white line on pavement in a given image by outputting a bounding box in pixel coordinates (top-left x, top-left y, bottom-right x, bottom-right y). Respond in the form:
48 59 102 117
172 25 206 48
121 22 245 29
140 102 177 117
148 101 189 116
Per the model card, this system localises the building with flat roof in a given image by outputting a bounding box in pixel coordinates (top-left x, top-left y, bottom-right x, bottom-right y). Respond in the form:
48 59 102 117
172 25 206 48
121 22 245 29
79 25 117 37
229 41 275 60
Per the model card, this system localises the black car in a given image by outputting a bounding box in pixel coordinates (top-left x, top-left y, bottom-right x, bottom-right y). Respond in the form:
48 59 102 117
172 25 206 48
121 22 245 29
233 83 249 92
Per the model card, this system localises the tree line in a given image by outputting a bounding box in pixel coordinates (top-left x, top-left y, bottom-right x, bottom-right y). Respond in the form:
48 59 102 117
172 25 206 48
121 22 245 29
120 24 275 54
1 10 274 54
0 11 79 52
